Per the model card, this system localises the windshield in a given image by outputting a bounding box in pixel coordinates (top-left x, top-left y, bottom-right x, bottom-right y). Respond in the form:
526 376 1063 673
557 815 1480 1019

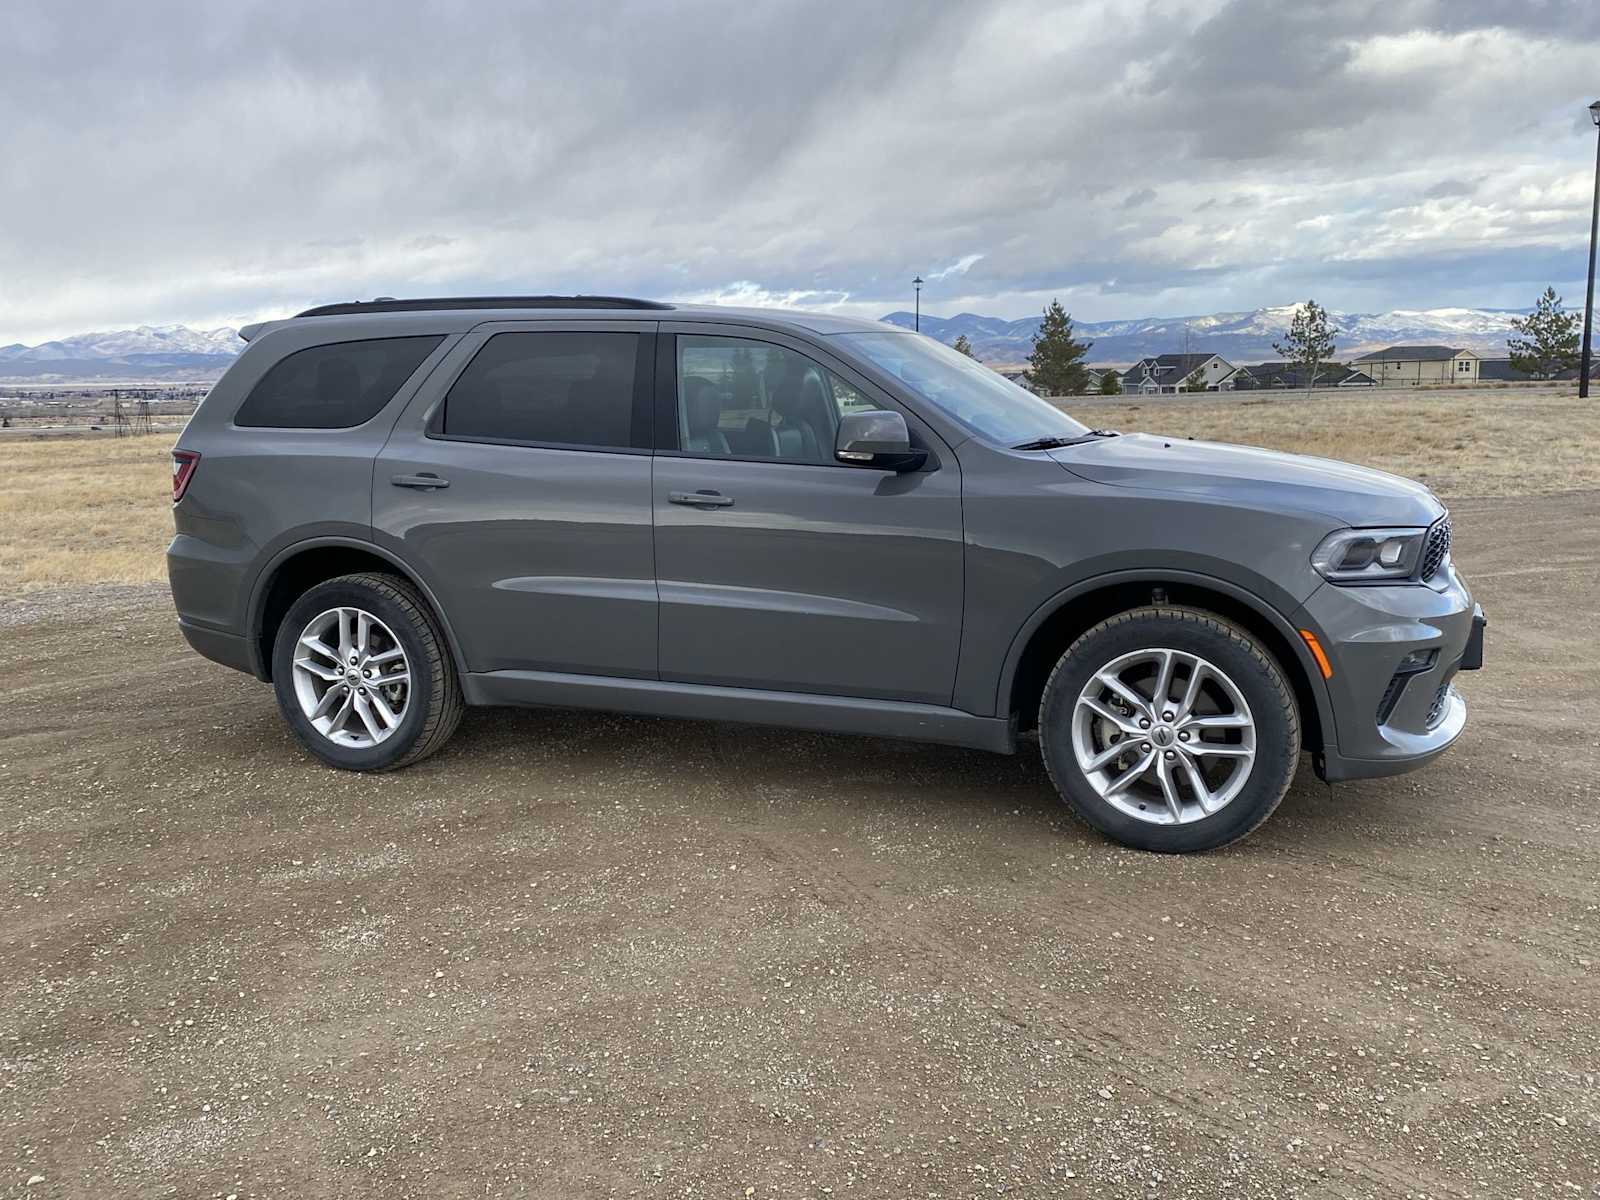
831 330 1089 445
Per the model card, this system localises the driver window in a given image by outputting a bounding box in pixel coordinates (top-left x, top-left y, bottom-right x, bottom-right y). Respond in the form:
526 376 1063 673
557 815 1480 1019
676 336 862 463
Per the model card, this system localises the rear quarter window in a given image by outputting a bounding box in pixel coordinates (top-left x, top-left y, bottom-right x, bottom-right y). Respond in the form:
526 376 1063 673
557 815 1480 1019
434 330 647 450
234 336 445 428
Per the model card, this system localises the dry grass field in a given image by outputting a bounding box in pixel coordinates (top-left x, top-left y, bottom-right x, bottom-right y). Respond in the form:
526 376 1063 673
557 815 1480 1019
0 384 1595 596
1068 384 1600 499
0 434 174 592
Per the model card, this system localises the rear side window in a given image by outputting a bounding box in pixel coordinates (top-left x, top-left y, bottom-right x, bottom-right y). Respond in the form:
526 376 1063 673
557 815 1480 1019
436 331 647 451
234 336 444 428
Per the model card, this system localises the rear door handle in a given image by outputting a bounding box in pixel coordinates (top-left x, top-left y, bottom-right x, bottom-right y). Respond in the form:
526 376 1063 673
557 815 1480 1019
391 473 449 490
668 489 735 508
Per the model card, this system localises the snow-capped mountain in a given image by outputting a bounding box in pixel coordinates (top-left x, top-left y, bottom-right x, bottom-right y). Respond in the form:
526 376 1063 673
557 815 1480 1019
0 325 241 381
0 324 240 363
880 305 1526 365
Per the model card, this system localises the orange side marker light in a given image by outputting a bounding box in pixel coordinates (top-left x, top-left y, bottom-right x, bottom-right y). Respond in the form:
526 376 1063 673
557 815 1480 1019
1298 630 1333 679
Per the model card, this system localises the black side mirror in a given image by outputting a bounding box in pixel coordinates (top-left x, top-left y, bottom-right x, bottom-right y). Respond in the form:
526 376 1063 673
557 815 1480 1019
834 410 927 472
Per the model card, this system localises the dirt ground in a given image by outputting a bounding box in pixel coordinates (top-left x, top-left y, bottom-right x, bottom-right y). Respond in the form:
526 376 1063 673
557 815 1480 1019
3 494 1598 1197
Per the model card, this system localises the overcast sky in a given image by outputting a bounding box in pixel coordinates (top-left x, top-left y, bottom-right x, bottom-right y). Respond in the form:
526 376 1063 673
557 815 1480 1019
3 0 1599 344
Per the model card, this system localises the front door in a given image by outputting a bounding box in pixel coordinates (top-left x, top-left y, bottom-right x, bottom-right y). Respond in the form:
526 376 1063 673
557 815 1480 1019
373 321 659 678
653 329 964 706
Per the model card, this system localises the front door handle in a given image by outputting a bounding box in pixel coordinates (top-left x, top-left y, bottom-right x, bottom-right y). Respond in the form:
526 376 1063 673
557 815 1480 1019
391 473 450 490
668 489 735 508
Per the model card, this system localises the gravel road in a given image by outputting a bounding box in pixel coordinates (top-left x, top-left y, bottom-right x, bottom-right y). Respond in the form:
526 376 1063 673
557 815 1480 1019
2 493 1597 1198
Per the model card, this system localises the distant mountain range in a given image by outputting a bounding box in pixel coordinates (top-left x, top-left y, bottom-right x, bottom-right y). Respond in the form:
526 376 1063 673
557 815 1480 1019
0 304 1529 382
880 305 1526 365
0 325 240 382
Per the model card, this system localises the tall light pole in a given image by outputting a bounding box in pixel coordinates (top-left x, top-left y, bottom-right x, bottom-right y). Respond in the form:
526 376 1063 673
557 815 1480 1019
1580 99 1600 400
913 275 923 332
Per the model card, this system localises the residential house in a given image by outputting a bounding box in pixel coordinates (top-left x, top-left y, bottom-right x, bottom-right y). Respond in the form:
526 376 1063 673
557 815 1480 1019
1233 362 1376 389
1352 345 1480 385
1478 357 1600 383
1119 353 1238 394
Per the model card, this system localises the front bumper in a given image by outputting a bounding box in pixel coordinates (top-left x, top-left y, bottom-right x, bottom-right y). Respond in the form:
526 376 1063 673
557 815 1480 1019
1295 562 1483 783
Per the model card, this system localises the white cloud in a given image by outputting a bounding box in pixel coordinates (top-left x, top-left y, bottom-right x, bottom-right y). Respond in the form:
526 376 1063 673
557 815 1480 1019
928 254 985 281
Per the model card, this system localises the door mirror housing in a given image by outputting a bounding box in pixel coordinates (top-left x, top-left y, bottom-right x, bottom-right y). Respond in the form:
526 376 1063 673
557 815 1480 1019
834 410 927 472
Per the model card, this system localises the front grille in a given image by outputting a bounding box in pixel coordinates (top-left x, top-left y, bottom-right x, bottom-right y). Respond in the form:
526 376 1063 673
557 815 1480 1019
1421 515 1452 581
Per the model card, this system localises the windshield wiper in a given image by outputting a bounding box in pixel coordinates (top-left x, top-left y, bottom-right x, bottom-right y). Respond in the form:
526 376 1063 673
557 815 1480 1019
1011 429 1118 451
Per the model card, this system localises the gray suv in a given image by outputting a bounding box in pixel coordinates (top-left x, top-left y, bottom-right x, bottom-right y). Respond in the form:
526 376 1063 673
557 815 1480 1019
168 296 1485 853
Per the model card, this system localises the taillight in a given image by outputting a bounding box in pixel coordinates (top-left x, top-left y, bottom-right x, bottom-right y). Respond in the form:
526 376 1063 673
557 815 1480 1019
172 449 200 502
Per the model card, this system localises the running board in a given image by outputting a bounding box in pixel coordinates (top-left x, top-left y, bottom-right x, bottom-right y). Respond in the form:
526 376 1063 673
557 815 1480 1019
462 670 1016 754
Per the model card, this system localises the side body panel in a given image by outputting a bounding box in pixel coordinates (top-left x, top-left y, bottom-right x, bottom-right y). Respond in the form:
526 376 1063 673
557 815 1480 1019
950 439 1341 717
650 322 965 706
370 320 659 677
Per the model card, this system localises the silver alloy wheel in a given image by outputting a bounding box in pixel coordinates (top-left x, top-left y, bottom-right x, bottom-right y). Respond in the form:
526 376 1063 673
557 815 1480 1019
1070 647 1256 826
290 607 412 748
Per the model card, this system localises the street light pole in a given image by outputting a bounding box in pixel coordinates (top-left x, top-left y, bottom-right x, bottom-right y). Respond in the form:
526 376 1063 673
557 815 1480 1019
913 275 923 332
1580 100 1600 400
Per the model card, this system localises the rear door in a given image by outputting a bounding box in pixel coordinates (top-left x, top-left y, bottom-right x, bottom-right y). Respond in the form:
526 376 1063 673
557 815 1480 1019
372 320 659 678
652 324 964 706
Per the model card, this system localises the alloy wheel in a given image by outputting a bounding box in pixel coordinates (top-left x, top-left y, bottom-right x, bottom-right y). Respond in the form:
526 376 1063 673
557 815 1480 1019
1070 647 1256 825
290 607 412 748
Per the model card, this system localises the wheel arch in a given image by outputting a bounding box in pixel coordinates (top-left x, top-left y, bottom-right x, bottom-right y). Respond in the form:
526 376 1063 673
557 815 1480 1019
999 570 1331 755
246 537 468 683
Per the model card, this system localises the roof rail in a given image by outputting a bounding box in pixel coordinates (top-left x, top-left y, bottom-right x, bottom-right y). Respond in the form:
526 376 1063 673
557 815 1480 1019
293 295 674 318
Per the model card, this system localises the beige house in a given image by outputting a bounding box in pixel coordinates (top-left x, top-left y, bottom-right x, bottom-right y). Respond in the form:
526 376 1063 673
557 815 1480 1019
1352 345 1481 385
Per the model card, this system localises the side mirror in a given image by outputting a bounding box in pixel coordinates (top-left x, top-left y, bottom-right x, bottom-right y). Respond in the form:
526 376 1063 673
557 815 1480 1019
834 410 927 472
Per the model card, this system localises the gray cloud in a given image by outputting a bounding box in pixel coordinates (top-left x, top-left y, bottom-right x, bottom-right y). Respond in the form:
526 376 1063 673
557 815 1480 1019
1423 179 1476 200
2 0 1598 342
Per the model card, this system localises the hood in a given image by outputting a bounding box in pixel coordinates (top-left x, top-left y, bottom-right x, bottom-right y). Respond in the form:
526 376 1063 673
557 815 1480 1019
1048 433 1444 527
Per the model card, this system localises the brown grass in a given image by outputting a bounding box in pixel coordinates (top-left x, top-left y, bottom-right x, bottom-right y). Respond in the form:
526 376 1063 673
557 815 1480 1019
1 386 1595 594
1 435 175 593
1065 385 1600 499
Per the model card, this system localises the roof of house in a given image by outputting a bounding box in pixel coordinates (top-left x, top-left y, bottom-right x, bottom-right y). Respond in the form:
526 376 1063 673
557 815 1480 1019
1122 352 1231 385
1237 362 1373 387
1353 345 1472 362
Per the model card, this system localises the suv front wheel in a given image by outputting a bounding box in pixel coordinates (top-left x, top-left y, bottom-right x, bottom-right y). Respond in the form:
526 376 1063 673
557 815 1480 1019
271 572 463 771
1039 606 1300 853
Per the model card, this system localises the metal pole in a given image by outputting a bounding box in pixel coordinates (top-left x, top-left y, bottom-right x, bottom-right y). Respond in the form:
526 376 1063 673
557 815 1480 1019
1580 108 1600 399
913 275 923 332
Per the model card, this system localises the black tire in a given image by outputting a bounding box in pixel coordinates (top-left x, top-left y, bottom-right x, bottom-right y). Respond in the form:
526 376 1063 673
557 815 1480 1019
271 572 463 772
1038 606 1300 853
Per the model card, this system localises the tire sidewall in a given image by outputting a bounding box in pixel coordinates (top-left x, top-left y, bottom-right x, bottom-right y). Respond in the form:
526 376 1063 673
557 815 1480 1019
271 579 438 770
1040 610 1298 853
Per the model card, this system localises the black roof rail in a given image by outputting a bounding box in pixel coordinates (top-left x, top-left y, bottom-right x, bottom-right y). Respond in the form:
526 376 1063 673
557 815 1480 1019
293 295 675 318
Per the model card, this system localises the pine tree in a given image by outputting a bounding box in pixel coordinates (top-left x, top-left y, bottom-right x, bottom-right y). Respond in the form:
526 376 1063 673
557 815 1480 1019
1026 300 1093 395
1098 369 1121 395
1184 365 1209 392
1272 300 1337 399
951 334 976 358
1507 287 1580 380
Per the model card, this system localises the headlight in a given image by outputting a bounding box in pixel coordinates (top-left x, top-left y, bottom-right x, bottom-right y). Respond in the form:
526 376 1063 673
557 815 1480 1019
1310 527 1426 584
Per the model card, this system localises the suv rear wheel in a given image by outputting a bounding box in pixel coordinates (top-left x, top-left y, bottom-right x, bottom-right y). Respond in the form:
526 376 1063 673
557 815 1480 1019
1038 606 1299 853
271 572 462 771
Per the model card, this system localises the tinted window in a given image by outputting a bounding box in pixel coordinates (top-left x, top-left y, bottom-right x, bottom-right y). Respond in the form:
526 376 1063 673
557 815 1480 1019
439 332 643 449
676 335 864 463
235 336 444 428
832 330 1089 446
